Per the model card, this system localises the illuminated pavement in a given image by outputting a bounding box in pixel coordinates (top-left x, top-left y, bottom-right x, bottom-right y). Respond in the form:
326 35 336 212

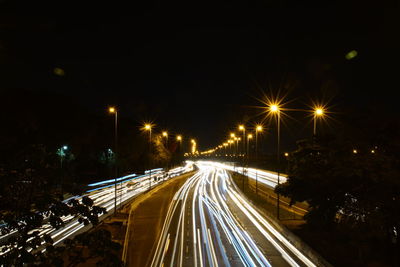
150 161 316 267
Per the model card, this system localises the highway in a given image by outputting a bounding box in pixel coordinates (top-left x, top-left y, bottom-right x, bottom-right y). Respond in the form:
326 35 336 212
0 162 194 255
211 161 288 188
150 161 316 267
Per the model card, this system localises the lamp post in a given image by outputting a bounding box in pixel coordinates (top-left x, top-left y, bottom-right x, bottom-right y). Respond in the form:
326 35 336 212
255 125 263 163
235 137 239 157
313 107 324 136
58 145 68 168
247 134 253 160
239 125 245 157
176 135 182 169
176 135 182 149
162 131 168 147
144 124 152 190
255 125 263 195
269 104 281 219
57 145 68 198
108 107 118 214
191 139 196 155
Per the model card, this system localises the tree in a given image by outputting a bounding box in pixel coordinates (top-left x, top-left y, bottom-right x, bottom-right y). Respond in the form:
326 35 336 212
0 196 107 266
276 118 400 264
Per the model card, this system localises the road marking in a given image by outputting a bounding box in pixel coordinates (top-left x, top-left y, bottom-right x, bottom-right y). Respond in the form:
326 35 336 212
164 234 170 254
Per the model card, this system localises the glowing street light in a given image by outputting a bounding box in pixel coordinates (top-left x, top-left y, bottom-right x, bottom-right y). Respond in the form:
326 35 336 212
108 106 118 214
175 135 182 154
143 123 153 190
267 103 282 219
238 125 246 156
191 139 197 154
162 131 168 146
255 124 263 162
313 107 325 136
247 133 253 158
57 145 69 198
270 104 279 112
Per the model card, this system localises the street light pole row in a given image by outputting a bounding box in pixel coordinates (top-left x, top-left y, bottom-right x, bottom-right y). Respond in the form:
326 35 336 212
108 108 186 215
200 105 327 220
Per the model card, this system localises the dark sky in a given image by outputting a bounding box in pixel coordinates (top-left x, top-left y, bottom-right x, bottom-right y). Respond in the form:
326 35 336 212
1 1 399 151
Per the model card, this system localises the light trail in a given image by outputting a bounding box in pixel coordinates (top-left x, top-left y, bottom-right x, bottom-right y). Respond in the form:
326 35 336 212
151 161 317 267
203 161 288 188
0 162 194 255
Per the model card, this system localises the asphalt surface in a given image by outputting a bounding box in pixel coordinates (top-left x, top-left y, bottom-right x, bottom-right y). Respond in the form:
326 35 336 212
123 172 195 267
149 162 317 267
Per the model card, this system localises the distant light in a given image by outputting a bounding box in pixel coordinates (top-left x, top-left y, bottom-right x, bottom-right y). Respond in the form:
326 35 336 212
256 125 263 132
162 131 168 137
353 149 358 154
108 107 116 113
63 145 68 150
239 125 245 131
53 67 65 76
284 152 289 157
371 149 375 154
248 134 253 139
176 135 182 141
230 133 235 138
345 50 358 60
144 124 151 130
270 104 279 112
315 108 324 116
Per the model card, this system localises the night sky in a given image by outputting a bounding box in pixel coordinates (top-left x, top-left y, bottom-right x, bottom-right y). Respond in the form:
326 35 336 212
1 1 399 151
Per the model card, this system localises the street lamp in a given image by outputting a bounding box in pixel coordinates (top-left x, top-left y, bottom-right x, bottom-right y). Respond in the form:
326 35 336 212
268 103 281 219
239 125 246 156
313 107 324 136
223 142 228 156
255 124 263 195
108 107 118 214
247 134 253 159
255 125 263 162
191 139 197 154
228 140 233 156
57 145 68 165
176 135 182 154
57 145 68 198
162 131 168 147
234 137 239 157
144 123 153 190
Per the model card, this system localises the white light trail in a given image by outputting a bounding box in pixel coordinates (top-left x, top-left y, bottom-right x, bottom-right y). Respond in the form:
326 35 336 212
151 161 316 267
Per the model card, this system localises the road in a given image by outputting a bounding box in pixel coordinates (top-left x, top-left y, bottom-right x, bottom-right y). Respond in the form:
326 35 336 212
150 161 316 267
0 162 194 255
122 171 195 266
